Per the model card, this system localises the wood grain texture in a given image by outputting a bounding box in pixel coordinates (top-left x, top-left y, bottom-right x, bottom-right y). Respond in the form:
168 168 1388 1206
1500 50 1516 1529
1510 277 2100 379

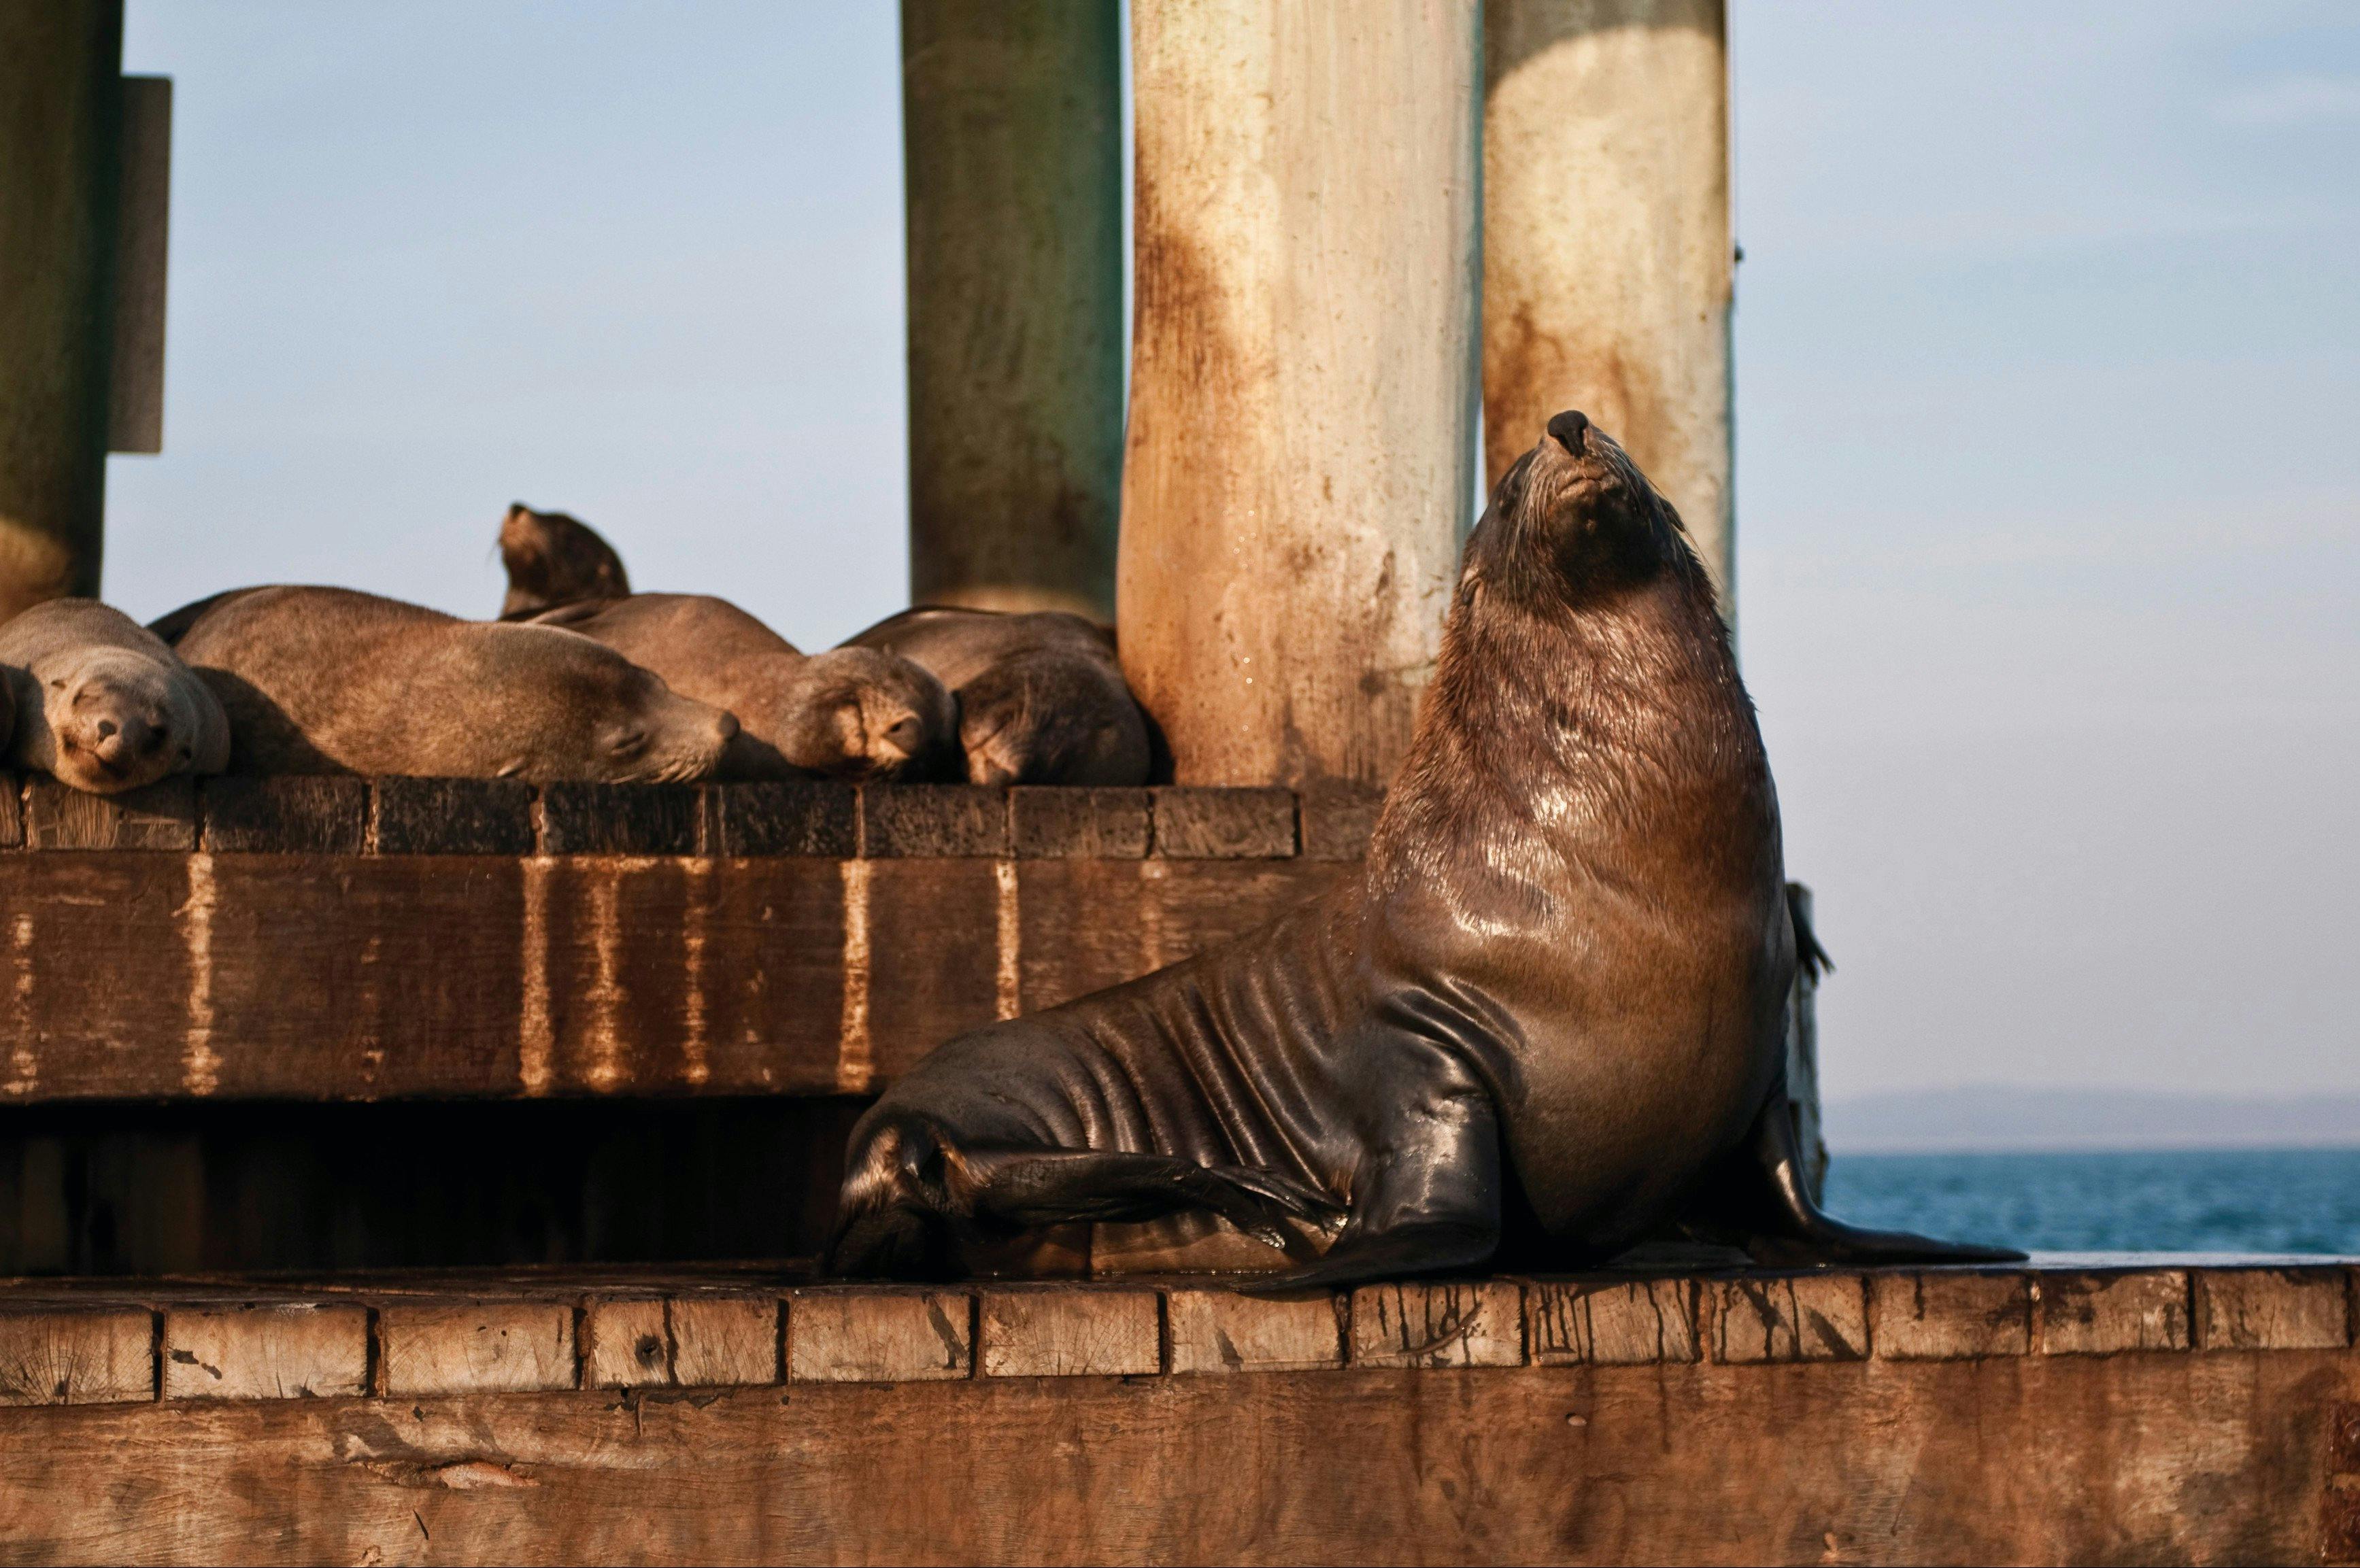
787 1289 972 1384
4 1348 2348 1565
2194 1267 2350 1352
1166 1289 1341 1374
0 1308 152 1405
0 774 21 847
378 1303 574 1397
1714 1275 1870 1364
668 1296 780 1388
1009 787 1149 859
198 775 367 854
2042 1271 2192 1356
24 777 196 849
1350 1280 1525 1369
161 1304 368 1401
977 1288 1160 1378
1151 786 1296 858
862 787 1010 858
107 75 169 455
1868 1272 2032 1361
1528 1278 1700 1365
371 777 534 856
581 1297 671 1390
537 783 702 856
1119 0 1479 787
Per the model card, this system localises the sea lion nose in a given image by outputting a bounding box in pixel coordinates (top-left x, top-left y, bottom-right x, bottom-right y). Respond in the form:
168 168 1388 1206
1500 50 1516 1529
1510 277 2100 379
1547 410 1590 452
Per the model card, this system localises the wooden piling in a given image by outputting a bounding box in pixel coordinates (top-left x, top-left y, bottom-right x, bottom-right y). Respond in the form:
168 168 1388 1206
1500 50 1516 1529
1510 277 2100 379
0 0 124 622
900 0 1126 621
1484 0 1736 619
1119 0 1482 788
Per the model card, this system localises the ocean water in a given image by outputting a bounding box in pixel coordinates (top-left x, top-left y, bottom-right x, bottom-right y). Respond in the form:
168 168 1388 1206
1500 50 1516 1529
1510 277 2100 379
1823 1147 2360 1255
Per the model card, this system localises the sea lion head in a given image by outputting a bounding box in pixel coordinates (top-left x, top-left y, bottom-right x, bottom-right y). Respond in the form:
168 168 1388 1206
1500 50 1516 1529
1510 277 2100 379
498 502 630 619
771 647 958 781
956 650 1149 787
480 626 737 785
40 645 229 794
1481 409 1700 603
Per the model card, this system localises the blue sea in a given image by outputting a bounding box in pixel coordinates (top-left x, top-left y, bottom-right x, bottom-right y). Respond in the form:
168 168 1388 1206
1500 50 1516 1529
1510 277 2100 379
1823 1148 2360 1256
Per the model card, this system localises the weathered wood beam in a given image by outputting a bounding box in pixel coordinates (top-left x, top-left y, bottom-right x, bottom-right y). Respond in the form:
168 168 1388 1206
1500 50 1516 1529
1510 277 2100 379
0 779 1360 1104
1485 0 1737 619
1119 0 1481 787
0 1264 2350 1563
0 0 124 621
900 0 1126 620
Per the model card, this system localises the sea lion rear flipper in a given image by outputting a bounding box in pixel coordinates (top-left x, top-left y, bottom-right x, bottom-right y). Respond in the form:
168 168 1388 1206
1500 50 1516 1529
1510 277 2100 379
1702 1089 2027 1266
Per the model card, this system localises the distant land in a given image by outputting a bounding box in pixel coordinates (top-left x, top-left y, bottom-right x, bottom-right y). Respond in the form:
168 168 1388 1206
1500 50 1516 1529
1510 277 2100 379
1825 1086 2360 1154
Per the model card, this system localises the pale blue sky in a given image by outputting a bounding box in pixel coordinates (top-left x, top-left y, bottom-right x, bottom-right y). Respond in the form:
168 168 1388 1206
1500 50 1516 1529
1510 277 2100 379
109 3 2357 1102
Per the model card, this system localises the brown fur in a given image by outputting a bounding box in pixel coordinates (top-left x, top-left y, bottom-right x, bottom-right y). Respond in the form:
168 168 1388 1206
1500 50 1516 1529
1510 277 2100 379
842 607 1149 786
0 599 229 795
497 502 629 620
529 595 956 783
163 586 735 783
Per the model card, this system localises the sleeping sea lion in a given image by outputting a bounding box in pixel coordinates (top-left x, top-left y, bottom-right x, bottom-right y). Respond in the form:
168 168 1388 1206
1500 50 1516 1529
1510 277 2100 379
841 607 1149 787
526 595 957 783
830 412 2019 1285
161 586 735 783
0 599 229 795
497 502 630 620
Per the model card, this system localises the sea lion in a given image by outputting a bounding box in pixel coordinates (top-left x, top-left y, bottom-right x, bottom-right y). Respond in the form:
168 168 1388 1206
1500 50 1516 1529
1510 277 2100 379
841 607 1150 787
830 411 2019 1285
496 502 630 620
526 595 957 783
0 598 229 795
161 586 736 783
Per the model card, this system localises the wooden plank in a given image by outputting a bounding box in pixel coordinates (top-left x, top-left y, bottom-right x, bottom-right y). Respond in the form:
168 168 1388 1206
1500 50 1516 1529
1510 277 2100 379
1349 1280 1524 1369
690 857 845 1095
863 785 1009 857
1009 787 1149 859
669 1296 780 1388
1869 1271 2032 1361
864 859 1002 1080
1526 1278 1700 1365
1299 781 1383 862
161 1304 368 1401
788 1289 972 1384
2041 1270 2191 1356
1714 1275 1870 1364
24 777 195 850
977 1288 1160 1378
198 775 367 854
538 783 702 856
1151 786 1295 858
1166 1289 1341 1374
709 783 858 857
0 773 20 848
378 1302 575 1397
371 777 533 855
0 1308 153 1405
0 1346 2350 1566
581 1297 671 1389
2195 1267 2350 1352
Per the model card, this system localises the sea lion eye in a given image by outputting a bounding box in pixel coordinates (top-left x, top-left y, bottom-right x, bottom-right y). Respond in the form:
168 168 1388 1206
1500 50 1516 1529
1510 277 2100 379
609 730 648 759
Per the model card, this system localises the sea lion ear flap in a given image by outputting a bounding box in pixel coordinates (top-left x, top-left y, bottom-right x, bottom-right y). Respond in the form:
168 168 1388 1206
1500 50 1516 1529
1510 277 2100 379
186 672 233 774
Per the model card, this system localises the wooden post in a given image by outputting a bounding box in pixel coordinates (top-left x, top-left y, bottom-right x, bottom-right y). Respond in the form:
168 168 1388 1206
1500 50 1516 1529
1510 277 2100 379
1119 1 1481 787
1483 0 1736 620
0 0 124 622
900 0 1125 621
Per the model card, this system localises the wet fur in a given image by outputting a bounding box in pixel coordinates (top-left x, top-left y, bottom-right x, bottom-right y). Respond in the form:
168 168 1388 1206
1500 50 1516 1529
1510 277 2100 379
830 415 2019 1285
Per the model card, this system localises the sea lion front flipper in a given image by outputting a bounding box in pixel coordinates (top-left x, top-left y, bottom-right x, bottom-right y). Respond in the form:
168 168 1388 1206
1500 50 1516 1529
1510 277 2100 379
1704 1089 2027 1266
1247 1033 1506 1293
958 1148 1344 1249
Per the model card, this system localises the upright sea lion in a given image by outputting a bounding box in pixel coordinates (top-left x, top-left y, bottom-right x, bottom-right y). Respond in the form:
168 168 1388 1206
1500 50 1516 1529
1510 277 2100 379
842 607 1149 787
830 412 2019 1284
0 599 229 795
526 594 957 783
161 586 736 783
497 502 630 620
